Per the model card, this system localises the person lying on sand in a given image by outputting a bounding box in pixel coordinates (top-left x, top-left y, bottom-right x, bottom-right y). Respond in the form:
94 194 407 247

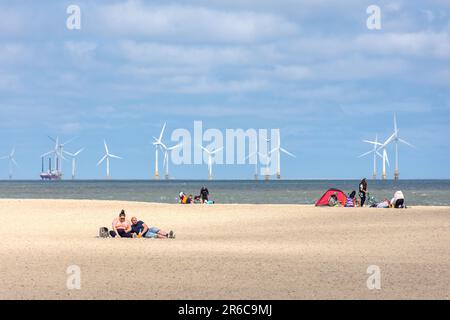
130 216 175 239
110 210 135 238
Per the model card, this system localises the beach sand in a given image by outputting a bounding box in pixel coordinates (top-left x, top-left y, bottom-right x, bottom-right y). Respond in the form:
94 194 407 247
0 199 448 300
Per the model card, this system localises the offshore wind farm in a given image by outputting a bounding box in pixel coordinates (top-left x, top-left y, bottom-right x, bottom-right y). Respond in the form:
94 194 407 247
1 114 417 182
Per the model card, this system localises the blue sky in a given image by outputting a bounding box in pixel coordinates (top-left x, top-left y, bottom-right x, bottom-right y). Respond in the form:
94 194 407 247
0 0 449 179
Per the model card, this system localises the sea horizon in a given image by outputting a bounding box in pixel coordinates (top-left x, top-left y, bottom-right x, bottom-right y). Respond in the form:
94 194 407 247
1 179 449 206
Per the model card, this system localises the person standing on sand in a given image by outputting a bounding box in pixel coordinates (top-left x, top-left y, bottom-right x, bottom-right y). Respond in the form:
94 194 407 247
359 178 368 207
110 210 135 238
130 216 175 239
200 186 209 203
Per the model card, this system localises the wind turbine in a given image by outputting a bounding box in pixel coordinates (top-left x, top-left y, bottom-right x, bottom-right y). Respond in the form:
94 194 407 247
359 134 383 180
269 133 295 179
199 145 223 180
263 137 271 180
247 139 259 180
161 143 183 180
380 148 390 180
152 123 166 179
65 148 84 180
41 136 75 175
97 140 122 179
247 151 270 180
378 114 415 180
0 147 18 179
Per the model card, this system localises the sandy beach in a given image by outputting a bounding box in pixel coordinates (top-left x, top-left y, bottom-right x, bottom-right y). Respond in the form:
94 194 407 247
0 199 448 300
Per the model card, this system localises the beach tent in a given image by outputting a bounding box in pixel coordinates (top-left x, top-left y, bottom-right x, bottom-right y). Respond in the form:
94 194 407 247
315 188 347 206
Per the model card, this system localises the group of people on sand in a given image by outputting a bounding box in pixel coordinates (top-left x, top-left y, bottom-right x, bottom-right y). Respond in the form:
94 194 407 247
106 210 175 239
328 178 406 208
179 186 214 204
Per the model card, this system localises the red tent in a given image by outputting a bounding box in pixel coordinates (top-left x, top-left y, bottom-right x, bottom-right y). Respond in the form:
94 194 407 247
315 188 347 206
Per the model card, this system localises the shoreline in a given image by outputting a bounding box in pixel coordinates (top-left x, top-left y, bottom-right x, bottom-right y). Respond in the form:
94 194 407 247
0 198 448 299
1 198 450 208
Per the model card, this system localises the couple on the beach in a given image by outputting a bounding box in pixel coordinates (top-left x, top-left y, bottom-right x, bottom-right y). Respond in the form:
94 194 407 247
110 210 175 239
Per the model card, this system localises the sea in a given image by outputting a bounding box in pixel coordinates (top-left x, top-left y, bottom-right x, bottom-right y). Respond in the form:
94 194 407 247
0 180 449 206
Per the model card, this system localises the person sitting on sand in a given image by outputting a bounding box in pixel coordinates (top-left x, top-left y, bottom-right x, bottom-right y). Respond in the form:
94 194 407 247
376 199 391 208
200 186 209 203
391 190 405 208
130 216 175 239
110 210 135 238
179 192 188 204
328 192 342 207
345 191 356 207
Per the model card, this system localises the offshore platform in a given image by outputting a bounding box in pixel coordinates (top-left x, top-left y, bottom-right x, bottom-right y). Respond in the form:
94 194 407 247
39 156 63 180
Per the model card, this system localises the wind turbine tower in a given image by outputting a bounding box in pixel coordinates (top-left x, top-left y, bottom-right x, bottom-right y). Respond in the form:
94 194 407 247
0 147 18 180
200 145 223 180
152 123 166 179
65 148 84 180
378 114 414 180
269 133 295 180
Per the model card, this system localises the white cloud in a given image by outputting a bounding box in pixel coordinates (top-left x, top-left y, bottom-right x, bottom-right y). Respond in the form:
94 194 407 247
64 41 97 59
0 43 28 64
95 0 298 43
354 32 450 59
119 41 251 66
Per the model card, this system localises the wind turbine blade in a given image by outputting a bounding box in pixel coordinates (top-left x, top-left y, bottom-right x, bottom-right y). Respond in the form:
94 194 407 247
0 156 8 160
103 140 109 154
97 155 107 166
211 147 223 154
269 147 278 154
398 138 415 149
199 145 210 154
358 150 373 158
62 136 77 146
379 133 396 149
363 140 382 146
376 151 383 159
41 150 54 158
384 150 390 167
12 158 19 167
158 123 166 141
167 143 182 150
159 142 167 150
74 148 84 156
109 154 122 160
280 147 295 158
48 136 56 143
10 148 15 157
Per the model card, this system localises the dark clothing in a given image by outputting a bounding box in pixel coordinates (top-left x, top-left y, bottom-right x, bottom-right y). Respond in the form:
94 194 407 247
359 182 366 206
131 220 147 236
359 193 366 207
109 229 134 238
394 199 404 208
200 187 209 201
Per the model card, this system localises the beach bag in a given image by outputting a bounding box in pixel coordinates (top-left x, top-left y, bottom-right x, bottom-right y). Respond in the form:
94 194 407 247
99 227 109 238
345 197 354 207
